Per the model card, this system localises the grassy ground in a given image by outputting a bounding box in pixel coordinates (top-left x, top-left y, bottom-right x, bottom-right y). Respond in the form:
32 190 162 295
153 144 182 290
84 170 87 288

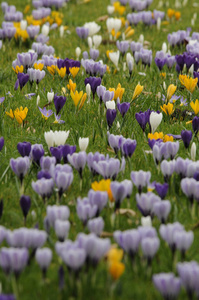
0 0 199 299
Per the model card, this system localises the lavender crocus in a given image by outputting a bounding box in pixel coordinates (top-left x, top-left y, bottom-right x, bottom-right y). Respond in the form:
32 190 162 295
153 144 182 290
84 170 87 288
159 222 184 253
76 27 89 39
10 157 30 183
181 178 196 203
108 133 123 154
177 261 199 298
87 217 104 236
67 151 87 178
152 201 171 223
35 248 52 277
50 146 63 164
131 170 151 193
181 130 192 149
46 205 70 227
32 178 54 202
111 181 127 210
77 198 98 225
54 95 66 115
141 237 160 263
160 160 175 182
116 41 129 56
85 77 101 100
17 142 31 157
174 230 194 256
54 220 70 242
54 171 73 200
153 273 181 300
117 102 130 117
88 190 108 215
40 156 56 171
136 192 161 217
114 229 141 259
61 248 86 271
27 68 45 85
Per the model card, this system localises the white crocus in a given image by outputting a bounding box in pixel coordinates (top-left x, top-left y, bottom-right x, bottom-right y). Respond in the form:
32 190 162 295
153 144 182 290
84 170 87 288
106 101 115 110
141 216 152 227
47 91 54 103
107 5 115 14
126 53 134 67
109 51 120 68
189 64 194 76
79 137 89 151
150 112 163 134
93 35 102 48
54 130 70 147
191 142 196 161
162 42 167 54
20 20 27 30
84 21 101 36
36 95 40 106
87 37 93 48
86 83 91 103
59 25 64 37
75 47 81 60
138 34 144 45
41 24 50 36
44 130 55 149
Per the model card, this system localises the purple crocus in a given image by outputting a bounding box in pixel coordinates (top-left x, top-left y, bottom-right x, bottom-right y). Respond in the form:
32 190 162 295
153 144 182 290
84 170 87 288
154 182 169 199
38 107 53 119
153 273 181 300
30 144 45 165
152 201 171 223
121 139 137 158
117 102 130 117
46 205 70 227
131 170 151 194
54 95 66 115
76 26 89 39
111 181 127 210
181 130 192 148
106 109 117 129
54 220 70 242
50 146 63 164
192 116 199 134
87 217 104 236
88 190 108 215
67 151 87 178
54 171 73 201
62 144 76 164
35 248 52 277
0 137 4 152
136 192 161 217
32 178 54 202
141 237 160 263
85 77 101 100
108 133 123 154
20 195 31 221
135 110 150 132
17 142 31 157
15 73 29 90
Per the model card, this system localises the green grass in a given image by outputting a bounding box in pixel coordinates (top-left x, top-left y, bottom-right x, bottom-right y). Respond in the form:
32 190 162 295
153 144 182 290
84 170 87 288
0 0 199 299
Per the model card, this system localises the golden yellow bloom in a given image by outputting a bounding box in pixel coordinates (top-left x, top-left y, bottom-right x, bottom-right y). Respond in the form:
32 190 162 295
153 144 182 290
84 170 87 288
167 8 175 19
111 29 121 39
125 28 134 38
70 90 83 107
14 28 29 41
190 99 199 115
160 73 166 79
5 109 14 119
132 84 144 101
167 84 177 102
106 50 114 60
106 66 111 74
91 179 114 202
67 79 76 92
109 261 125 280
12 65 24 74
56 67 66 78
175 11 181 21
14 107 28 124
160 103 175 115
179 74 198 93
164 135 174 142
47 65 56 75
69 67 80 79
78 93 87 111
148 132 164 140
24 5 30 14
109 83 125 101
34 63 44 71
114 2 126 15
107 248 124 263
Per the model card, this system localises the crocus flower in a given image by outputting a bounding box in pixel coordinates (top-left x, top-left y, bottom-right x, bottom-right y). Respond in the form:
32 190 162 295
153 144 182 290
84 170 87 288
111 181 127 210
149 112 163 134
10 157 30 183
106 109 117 129
14 107 28 125
166 84 177 102
70 90 83 107
38 107 53 120
121 139 137 158
181 130 192 148
190 99 199 115
17 142 31 157
114 229 141 259
35 248 52 276
152 201 171 223
32 178 54 202
141 237 160 262
131 84 144 102
50 146 63 164
67 151 87 178
177 261 199 298
192 116 199 134
131 170 151 194
160 103 175 115
153 273 181 300
117 102 130 117
79 137 89 151
14 73 29 90
87 217 104 236
154 182 169 199
85 77 101 100
179 74 198 93
54 95 66 115
30 144 45 165
46 205 70 227
20 195 31 221
0 137 4 152
135 110 150 132
54 220 70 242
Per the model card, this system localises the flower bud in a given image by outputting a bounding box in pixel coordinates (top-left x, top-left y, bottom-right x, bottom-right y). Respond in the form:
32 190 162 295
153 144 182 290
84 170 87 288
191 142 196 161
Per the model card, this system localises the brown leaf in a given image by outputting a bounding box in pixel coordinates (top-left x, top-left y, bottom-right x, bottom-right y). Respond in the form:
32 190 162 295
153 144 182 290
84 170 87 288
107 147 114 153
97 15 108 22
100 231 113 237
116 208 136 217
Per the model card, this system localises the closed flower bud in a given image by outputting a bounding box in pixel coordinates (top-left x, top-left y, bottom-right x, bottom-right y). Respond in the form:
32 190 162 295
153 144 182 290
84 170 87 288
79 137 89 151
106 101 115 110
191 142 196 161
75 47 81 60
47 91 54 103
59 25 64 37
41 24 49 37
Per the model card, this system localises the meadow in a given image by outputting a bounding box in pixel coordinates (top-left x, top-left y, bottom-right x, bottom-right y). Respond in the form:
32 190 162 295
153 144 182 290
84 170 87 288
0 0 199 299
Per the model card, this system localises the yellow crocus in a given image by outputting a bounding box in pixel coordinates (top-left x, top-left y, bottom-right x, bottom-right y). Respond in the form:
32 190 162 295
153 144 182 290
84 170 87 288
131 84 144 102
160 103 175 115
5 109 14 119
12 65 24 74
56 67 66 78
109 83 125 101
24 5 30 14
67 79 76 92
47 65 56 75
78 93 87 111
15 28 29 41
167 84 177 102
69 67 80 79
167 8 175 19
111 29 121 39
190 99 199 115
34 63 44 71
14 107 28 124
91 179 114 202
109 261 125 280
70 90 83 107
175 11 181 21
164 135 174 142
148 132 164 140
107 248 124 263
160 73 166 79
179 75 198 93
125 28 134 38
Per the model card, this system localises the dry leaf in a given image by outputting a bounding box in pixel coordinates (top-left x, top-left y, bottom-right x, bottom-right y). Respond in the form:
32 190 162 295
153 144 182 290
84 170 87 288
97 15 108 22
107 147 114 153
101 231 113 237
116 208 136 217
